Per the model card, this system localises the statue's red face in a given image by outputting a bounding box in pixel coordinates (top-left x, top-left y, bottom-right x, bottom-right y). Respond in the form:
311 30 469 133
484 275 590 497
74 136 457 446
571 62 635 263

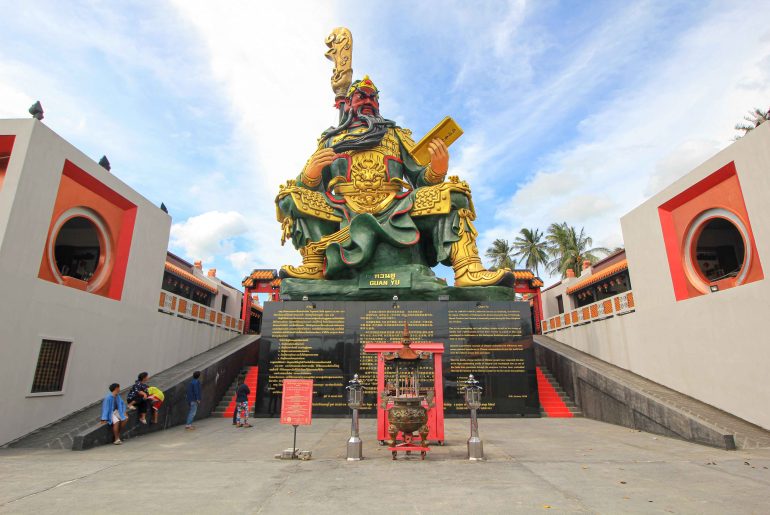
349 88 379 116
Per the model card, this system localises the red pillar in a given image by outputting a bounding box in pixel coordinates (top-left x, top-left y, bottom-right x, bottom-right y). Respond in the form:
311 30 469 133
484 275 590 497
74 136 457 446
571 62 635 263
534 289 543 334
241 287 253 334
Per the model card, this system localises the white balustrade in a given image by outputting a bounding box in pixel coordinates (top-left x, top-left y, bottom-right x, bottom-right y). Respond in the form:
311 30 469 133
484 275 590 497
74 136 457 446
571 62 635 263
157 290 243 334
543 290 635 334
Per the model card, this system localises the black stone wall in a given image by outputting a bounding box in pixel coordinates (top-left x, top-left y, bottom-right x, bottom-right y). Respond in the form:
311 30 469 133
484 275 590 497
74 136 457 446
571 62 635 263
256 300 539 417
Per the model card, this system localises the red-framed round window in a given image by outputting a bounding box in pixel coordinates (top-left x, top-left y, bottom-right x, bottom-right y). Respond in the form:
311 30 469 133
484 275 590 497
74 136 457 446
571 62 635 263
682 208 751 294
47 207 113 293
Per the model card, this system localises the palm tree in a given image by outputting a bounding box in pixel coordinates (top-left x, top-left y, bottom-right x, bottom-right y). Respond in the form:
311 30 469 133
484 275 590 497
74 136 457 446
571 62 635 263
735 107 770 139
512 228 548 276
484 238 516 270
545 222 609 278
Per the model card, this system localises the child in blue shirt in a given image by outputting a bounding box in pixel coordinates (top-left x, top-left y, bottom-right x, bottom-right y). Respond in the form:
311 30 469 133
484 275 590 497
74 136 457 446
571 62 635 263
100 383 128 445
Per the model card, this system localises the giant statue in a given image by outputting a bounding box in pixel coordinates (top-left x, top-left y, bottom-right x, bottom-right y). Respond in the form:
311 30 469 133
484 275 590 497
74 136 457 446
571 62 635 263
276 28 513 291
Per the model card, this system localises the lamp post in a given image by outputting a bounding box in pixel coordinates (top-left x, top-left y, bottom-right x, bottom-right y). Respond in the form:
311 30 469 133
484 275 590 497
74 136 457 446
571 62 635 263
465 374 484 460
346 373 364 460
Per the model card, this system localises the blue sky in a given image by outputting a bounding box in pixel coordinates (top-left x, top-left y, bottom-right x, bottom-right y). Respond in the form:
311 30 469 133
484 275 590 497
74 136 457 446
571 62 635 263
2 1 769 290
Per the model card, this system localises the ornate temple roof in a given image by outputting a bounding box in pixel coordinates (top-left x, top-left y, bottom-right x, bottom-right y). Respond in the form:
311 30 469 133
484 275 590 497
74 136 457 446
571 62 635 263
566 259 629 294
242 269 279 287
164 261 218 293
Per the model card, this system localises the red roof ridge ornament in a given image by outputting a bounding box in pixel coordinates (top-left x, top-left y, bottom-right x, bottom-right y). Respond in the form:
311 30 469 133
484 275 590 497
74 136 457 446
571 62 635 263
384 319 429 362
402 320 412 346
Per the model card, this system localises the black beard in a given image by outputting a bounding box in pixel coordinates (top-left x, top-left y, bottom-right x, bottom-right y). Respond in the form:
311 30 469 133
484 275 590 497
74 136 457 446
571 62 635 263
321 105 397 153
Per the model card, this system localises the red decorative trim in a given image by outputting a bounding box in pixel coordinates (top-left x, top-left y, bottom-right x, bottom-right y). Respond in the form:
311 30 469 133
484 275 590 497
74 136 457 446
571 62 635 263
340 249 353 265
59 160 137 301
383 155 402 181
658 207 686 299
658 161 763 301
388 200 420 245
62 160 135 209
108 206 137 299
325 190 347 204
406 232 421 246
0 135 16 193
391 201 413 218
659 163 735 211
0 135 15 154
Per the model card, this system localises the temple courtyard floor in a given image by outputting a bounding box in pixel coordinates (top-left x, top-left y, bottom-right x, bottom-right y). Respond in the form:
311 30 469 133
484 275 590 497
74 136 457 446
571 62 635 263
0 417 768 514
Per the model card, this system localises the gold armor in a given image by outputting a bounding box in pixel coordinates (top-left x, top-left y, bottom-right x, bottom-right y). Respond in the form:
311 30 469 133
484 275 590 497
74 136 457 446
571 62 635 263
450 209 512 287
327 128 404 214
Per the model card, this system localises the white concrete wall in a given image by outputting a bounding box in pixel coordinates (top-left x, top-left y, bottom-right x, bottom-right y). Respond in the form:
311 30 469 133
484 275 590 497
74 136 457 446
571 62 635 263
0 120 242 445
542 278 578 319
548 123 770 430
211 283 243 320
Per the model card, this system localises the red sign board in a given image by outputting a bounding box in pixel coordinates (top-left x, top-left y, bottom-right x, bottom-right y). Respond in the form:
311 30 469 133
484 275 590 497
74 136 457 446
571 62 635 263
280 379 313 425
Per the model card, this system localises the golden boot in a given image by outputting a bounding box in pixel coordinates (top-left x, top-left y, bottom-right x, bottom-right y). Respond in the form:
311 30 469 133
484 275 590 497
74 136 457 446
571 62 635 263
279 227 352 280
279 243 325 279
451 209 514 287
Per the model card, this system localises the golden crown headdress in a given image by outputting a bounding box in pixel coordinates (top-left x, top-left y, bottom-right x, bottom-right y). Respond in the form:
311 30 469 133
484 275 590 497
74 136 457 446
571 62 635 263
347 75 379 97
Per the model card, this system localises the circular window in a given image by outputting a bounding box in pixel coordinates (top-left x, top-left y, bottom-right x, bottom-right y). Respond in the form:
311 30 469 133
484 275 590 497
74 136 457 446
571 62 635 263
683 208 751 294
48 207 112 292
54 217 101 280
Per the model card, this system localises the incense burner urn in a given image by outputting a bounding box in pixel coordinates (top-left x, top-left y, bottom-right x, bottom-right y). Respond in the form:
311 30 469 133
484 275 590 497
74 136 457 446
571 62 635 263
387 397 429 445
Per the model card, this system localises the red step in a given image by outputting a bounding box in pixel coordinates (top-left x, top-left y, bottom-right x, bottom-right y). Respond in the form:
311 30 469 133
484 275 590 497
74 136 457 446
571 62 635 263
536 366 573 418
223 367 259 417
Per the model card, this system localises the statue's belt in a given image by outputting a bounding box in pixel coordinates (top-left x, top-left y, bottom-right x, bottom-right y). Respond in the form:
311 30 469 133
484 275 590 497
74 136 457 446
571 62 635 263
276 179 473 224
329 177 408 215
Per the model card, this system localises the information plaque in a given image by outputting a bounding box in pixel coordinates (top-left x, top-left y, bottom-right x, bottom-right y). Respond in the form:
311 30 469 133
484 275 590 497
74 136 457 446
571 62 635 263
255 300 539 418
280 379 313 426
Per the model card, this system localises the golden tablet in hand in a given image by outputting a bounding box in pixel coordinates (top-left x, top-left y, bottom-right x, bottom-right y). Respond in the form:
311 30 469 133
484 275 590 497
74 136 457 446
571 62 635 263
410 116 464 166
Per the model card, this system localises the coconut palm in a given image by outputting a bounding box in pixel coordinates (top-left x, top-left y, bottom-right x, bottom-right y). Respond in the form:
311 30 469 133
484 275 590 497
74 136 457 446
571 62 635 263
512 228 548 277
484 238 516 270
735 107 770 139
545 222 609 278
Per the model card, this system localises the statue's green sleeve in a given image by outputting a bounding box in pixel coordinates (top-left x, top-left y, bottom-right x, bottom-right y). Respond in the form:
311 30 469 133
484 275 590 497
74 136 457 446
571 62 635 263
395 131 432 188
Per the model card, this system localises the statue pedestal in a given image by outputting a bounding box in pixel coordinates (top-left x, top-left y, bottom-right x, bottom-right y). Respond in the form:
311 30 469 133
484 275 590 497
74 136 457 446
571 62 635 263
280 264 516 301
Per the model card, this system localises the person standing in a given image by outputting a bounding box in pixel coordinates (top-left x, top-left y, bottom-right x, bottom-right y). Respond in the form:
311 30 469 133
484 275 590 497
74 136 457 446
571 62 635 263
185 371 202 430
100 383 128 445
235 378 251 428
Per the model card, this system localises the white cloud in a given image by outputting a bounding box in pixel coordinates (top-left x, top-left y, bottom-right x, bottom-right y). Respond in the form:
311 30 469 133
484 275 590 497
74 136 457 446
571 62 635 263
490 4 770 291
170 211 249 263
169 1 341 193
0 83 33 119
645 139 721 197
227 251 255 271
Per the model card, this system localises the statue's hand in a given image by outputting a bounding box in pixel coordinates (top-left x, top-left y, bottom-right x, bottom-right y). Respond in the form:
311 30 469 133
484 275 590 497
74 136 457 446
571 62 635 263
305 148 337 182
428 138 449 176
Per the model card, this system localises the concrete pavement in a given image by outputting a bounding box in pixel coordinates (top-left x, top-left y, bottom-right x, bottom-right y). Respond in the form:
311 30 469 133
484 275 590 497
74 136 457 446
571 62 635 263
0 417 768 514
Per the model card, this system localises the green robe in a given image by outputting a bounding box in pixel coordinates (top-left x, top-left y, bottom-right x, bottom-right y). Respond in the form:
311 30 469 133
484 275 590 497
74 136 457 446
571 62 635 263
278 127 468 279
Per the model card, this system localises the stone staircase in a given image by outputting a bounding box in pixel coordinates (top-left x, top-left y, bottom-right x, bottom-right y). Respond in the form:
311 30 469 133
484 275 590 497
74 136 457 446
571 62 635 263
537 366 582 418
535 334 770 449
5 335 259 450
212 366 258 418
